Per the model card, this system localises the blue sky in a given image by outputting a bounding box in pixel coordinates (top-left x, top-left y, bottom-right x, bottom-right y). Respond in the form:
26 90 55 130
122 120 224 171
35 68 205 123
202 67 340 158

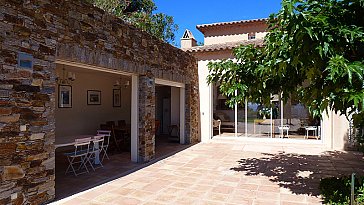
154 0 282 47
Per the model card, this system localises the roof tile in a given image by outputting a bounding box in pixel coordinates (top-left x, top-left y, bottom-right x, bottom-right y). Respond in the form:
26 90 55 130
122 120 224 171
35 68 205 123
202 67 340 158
196 18 268 32
184 39 264 53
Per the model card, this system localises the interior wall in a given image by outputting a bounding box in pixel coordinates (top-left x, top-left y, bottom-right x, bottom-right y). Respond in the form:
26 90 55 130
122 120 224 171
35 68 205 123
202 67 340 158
171 87 180 126
55 64 131 138
155 86 171 134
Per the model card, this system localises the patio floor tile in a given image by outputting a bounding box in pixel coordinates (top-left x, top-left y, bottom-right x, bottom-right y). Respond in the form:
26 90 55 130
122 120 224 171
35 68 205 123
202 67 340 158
280 193 307 202
204 192 229 202
252 199 280 205
110 197 142 205
257 185 280 192
232 189 257 198
211 185 235 194
280 201 308 205
53 137 364 205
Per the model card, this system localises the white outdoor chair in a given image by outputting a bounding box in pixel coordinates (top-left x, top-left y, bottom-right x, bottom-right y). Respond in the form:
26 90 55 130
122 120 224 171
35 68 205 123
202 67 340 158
87 135 105 171
97 130 111 161
213 119 221 136
64 137 92 176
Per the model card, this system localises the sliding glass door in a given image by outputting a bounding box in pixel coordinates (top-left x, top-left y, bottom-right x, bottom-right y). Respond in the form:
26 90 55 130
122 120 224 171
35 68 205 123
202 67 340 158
212 85 322 140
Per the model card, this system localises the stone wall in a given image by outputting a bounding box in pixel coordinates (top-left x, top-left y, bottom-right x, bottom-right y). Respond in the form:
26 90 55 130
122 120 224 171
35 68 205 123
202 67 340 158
138 74 155 162
185 83 200 144
0 0 199 204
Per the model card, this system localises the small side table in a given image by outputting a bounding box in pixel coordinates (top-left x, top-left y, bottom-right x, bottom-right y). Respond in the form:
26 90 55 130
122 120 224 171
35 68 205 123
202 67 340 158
278 125 290 138
305 126 318 139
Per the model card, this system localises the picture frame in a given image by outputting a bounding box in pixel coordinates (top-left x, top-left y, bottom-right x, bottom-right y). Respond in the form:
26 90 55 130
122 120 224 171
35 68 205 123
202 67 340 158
58 85 72 108
113 89 121 107
87 90 101 105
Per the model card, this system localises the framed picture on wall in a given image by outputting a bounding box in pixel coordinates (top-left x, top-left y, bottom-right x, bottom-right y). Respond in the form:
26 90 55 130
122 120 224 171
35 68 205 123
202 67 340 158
113 89 121 107
87 90 101 105
58 85 72 108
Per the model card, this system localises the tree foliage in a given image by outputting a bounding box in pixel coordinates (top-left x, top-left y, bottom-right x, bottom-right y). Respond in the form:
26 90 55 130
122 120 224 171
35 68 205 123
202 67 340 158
207 0 364 120
86 0 178 44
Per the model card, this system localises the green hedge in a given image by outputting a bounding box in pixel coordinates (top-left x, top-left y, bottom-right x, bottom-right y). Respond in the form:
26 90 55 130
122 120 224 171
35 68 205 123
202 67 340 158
320 176 364 205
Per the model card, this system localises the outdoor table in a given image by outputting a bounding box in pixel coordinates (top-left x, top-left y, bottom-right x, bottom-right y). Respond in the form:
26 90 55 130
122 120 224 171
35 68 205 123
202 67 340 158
305 126 318 139
278 125 290 138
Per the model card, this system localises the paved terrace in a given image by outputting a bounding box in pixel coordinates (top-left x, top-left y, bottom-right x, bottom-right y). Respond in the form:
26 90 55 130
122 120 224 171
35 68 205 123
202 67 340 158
53 137 364 205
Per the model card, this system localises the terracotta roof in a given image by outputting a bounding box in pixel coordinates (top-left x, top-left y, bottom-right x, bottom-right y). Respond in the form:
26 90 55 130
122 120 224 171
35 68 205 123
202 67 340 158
184 39 264 53
196 18 268 33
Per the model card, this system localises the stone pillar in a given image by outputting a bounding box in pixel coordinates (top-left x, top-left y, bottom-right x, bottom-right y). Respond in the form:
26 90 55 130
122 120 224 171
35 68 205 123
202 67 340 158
184 84 192 144
0 43 56 204
138 72 155 162
0 2 57 203
185 83 200 144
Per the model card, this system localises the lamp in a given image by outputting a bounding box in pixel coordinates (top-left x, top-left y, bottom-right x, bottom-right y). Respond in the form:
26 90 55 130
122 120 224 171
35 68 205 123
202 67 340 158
124 80 130 88
56 65 76 85
114 77 129 88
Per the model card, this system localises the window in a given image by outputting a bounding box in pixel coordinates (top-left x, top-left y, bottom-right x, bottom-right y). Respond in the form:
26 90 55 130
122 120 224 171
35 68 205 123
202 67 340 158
248 33 256 40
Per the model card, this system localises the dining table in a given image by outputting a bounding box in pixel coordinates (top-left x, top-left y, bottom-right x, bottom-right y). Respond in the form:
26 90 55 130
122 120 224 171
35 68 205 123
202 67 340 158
55 135 101 164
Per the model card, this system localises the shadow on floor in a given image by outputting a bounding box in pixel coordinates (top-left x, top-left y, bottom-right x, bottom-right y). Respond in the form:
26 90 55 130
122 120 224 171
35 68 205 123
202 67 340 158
230 151 364 196
55 135 194 201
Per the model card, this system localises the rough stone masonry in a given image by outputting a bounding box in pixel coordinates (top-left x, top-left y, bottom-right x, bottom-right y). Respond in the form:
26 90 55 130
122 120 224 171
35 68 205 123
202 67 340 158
0 0 200 204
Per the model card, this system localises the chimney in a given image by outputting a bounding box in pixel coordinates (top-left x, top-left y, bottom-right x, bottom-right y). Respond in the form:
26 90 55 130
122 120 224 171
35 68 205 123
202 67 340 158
181 29 197 49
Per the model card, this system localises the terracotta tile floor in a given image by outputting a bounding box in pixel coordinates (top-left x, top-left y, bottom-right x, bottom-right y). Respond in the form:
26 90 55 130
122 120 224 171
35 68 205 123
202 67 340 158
55 135 189 200
53 137 364 205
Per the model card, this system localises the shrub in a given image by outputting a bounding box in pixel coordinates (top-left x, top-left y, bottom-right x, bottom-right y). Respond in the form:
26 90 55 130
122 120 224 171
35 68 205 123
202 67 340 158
319 176 364 205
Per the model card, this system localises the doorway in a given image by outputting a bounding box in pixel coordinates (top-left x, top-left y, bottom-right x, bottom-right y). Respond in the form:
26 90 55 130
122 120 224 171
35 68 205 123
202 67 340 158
54 62 135 199
154 79 186 157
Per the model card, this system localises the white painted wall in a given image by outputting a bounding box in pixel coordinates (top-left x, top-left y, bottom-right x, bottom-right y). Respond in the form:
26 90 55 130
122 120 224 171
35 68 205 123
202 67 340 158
198 60 213 142
55 65 131 139
171 87 180 125
181 38 197 49
201 22 268 46
256 32 267 39
322 111 350 150
204 32 267 45
205 34 248 45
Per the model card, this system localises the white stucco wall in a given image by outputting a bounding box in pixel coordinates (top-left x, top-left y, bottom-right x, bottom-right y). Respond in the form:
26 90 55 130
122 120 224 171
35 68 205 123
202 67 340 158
205 34 248 45
195 51 235 142
322 111 351 150
181 38 197 49
204 32 267 45
255 32 267 39
201 22 267 46
198 60 213 142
